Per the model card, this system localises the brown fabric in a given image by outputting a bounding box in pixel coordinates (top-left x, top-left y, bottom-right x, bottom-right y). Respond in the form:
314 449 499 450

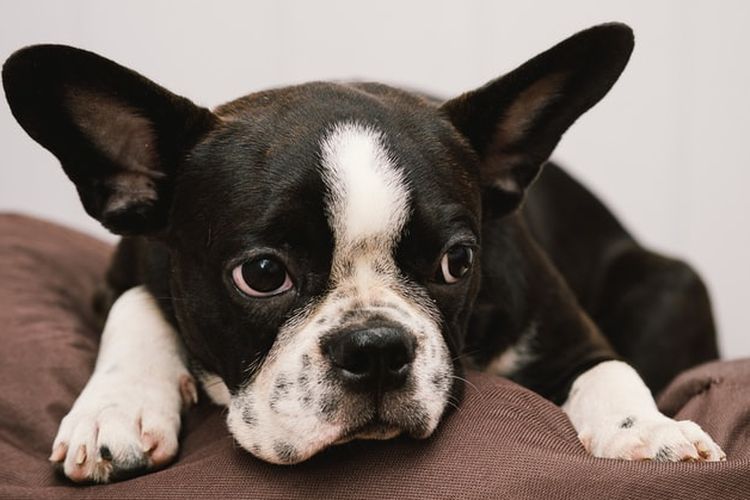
0 212 749 499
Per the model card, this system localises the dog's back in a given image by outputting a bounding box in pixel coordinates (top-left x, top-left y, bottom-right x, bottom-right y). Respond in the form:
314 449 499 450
524 162 719 392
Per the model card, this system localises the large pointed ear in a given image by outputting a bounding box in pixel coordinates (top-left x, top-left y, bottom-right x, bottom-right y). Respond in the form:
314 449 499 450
441 23 634 214
2 45 217 235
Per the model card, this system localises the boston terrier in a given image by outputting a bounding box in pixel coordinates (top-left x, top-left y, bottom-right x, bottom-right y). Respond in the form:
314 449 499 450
2 23 725 483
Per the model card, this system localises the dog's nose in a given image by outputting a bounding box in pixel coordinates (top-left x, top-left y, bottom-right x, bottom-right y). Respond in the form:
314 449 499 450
324 327 416 393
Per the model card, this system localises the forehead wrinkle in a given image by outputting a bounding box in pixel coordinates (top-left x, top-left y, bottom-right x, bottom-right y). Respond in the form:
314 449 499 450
319 121 411 249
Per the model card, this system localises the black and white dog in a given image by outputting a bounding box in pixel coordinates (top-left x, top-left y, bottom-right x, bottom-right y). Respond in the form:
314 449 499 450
3 23 725 483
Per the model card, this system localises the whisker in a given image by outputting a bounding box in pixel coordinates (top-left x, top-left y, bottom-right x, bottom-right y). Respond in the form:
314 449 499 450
201 379 224 389
450 374 480 393
444 395 462 412
243 357 263 378
444 399 460 412
451 350 480 364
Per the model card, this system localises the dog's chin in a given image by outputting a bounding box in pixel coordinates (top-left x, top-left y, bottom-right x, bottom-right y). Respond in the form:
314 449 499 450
227 405 438 465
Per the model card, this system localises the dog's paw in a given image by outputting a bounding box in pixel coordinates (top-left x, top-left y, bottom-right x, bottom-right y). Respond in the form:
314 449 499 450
579 415 726 462
49 374 197 483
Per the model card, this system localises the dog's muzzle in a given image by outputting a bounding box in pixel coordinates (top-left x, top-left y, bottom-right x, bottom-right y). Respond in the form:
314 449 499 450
225 298 453 465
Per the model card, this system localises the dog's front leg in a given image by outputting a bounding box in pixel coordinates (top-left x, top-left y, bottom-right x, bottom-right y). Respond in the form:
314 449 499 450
49 286 197 483
562 360 725 461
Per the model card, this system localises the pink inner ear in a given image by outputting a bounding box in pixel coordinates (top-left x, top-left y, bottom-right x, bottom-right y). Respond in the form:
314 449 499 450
64 87 163 208
495 72 567 147
481 72 568 195
64 87 161 175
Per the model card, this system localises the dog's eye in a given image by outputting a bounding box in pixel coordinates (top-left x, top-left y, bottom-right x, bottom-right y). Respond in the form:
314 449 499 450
439 245 474 284
232 257 293 297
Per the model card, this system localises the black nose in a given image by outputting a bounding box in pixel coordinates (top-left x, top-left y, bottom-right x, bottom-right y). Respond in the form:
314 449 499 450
324 327 416 393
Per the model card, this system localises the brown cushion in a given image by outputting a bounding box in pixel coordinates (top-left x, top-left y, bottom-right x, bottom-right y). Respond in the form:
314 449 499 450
1 213 749 499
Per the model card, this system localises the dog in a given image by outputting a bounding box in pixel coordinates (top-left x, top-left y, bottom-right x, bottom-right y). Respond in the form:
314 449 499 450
2 22 725 483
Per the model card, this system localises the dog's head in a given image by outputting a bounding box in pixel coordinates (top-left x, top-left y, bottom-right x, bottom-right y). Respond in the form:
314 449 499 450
3 24 633 463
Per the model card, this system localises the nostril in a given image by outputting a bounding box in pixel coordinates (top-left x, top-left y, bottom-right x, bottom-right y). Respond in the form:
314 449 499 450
385 338 415 373
341 349 372 376
325 333 372 375
386 356 410 373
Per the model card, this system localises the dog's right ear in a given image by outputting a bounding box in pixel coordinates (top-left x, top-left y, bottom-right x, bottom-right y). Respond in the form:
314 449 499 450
2 45 217 235
441 23 634 216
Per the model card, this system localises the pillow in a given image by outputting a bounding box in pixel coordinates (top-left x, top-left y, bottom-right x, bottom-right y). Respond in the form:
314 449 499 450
1 213 748 499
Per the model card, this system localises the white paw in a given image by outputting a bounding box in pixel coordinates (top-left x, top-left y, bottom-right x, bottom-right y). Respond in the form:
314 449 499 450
49 373 197 483
579 415 726 462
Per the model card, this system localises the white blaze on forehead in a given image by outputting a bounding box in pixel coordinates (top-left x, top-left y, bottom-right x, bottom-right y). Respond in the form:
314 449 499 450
320 122 410 246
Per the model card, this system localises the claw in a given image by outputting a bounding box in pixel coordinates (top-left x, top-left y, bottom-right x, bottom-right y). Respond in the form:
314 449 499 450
75 445 87 465
141 433 156 453
179 374 198 409
694 441 723 461
49 442 67 463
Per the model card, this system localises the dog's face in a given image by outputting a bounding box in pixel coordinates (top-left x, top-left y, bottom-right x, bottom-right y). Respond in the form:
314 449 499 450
168 84 483 461
3 24 633 463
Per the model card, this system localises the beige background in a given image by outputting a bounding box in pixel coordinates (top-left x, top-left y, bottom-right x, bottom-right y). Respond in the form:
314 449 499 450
1 1 749 357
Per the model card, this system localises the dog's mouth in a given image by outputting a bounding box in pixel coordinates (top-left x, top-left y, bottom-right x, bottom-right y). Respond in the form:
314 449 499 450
333 392 439 444
226 393 439 465
333 419 404 445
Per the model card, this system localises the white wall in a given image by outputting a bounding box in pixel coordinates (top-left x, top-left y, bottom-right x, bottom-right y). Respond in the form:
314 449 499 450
1 1 748 357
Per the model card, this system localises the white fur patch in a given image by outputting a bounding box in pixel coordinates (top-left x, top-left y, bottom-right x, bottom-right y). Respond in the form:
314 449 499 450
563 360 725 462
50 286 196 483
320 121 410 246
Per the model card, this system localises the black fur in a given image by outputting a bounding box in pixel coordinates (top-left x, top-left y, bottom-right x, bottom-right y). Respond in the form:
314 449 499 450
620 417 635 429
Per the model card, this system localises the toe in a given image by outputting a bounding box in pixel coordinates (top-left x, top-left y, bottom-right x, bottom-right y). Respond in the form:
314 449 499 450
63 418 99 482
677 420 726 461
140 429 178 467
95 409 141 462
140 411 179 467
644 421 699 462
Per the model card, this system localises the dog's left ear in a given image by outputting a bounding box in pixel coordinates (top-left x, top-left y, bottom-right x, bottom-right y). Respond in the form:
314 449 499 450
441 23 634 214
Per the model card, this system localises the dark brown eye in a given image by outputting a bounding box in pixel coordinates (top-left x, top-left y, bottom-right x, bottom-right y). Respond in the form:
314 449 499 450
232 257 292 297
439 245 474 284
